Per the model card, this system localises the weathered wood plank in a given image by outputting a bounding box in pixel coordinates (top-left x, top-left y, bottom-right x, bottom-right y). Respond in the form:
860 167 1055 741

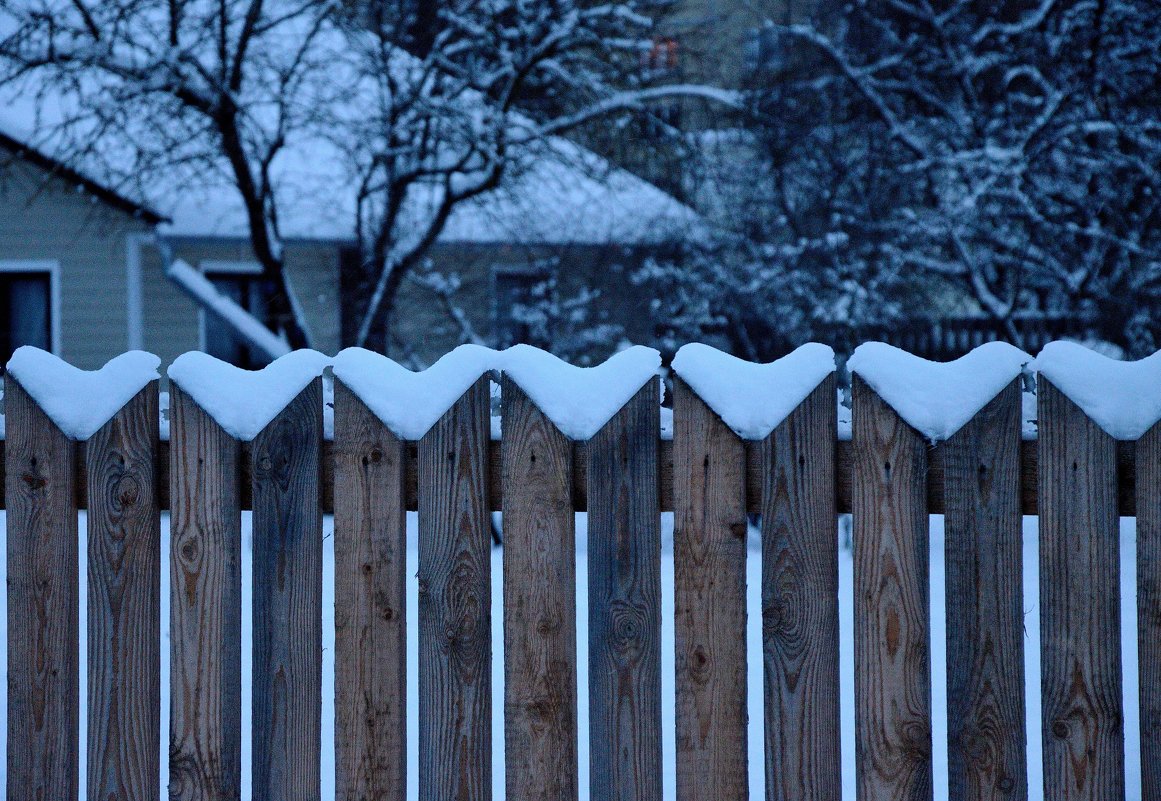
1139 419 1161 801
852 375 932 801
168 384 242 801
5 377 79 801
671 378 747 801
943 380 1026 801
333 380 407 801
1137 417 1156 798
762 377 840 801
1038 380 1124 801
252 379 324 801
417 376 492 801
0 437 1146 516
588 381 662 801
501 378 578 801
87 383 161 801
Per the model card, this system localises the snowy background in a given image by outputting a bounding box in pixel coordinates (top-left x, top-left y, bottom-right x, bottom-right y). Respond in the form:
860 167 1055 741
0 510 1143 800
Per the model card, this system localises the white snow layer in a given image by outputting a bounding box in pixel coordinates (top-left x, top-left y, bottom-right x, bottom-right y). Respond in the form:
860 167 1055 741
4 347 161 440
331 345 498 440
501 344 662 440
847 342 1032 442
167 350 330 441
1033 341 1161 440
671 343 836 440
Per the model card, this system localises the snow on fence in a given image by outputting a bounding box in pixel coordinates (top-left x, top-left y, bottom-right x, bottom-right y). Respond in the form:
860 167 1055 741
2 341 1159 801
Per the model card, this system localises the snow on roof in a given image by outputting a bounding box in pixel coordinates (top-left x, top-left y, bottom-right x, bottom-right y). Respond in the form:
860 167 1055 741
847 341 1031 442
5 347 161 440
671 343 836 440
501 344 661 440
1033 341 1161 440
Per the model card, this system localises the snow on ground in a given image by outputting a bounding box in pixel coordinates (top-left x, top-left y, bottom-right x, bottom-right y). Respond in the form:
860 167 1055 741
5 348 160 439
847 342 1031 441
671 342 835 440
0 512 1143 800
1033 340 1161 439
168 350 330 440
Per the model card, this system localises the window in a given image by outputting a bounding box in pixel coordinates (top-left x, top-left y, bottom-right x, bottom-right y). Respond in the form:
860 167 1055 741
492 268 549 348
199 261 275 369
1 261 56 365
641 36 680 78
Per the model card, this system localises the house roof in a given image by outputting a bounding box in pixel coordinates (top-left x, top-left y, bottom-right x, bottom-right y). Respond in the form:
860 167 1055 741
0 130 168 225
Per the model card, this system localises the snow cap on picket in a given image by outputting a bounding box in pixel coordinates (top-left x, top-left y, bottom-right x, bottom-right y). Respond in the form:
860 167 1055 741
671 342 836 440
168 350 330 441
847 341 1031 442
500 344 661 440
332 345 498 440
5 347 161 440
1033 341 1161 440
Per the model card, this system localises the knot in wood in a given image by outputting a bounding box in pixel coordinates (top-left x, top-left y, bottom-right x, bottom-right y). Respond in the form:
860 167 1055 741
114 474 141 507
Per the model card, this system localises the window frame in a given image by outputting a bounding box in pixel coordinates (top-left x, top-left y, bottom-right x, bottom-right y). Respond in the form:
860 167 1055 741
0 259 61 356
196 259 265 356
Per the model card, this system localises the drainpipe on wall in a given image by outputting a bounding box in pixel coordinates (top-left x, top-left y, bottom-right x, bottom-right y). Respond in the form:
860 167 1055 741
124 231 151 351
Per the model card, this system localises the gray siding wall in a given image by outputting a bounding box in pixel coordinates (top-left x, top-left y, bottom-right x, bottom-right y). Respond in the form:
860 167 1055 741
0 158 153 369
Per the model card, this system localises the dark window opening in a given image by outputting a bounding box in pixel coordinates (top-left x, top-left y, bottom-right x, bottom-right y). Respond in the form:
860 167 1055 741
204 272 275 369
1 270 51 365
493 269 549 348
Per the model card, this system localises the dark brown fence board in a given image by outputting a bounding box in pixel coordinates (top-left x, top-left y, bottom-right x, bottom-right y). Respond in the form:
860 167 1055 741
1139 419 1161 800
588 381 662 801
333 380 408 801
4 377 79 801
251 380 324 801
852 375 933 801
86 383 161 801
671 378 748 801
417 376 492 801
1038 379 1124 801
168 385 243 801
943 380 1026 800
501 379 578 801
762 377 840 801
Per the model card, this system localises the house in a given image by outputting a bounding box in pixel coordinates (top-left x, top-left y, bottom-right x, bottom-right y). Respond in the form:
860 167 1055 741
0 125 698 370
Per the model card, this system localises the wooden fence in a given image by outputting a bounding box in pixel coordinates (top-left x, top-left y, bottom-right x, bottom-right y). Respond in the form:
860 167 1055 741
2 364 1158 801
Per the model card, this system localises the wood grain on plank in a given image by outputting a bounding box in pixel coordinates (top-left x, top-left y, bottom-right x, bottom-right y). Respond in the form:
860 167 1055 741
5 377 79 801
588 381 663 801
87 383 161 801
1038 380 1124 801
168 385 242 801
762 377 840 801
252 379 324 801
671 378 747 801
1139 419 1161 801
852 376 932 801
943 380 1026 801
417 376 492 801
501 378 578 801
333 380 407 801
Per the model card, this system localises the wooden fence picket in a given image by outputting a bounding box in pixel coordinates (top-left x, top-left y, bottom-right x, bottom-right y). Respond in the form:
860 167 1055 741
1038 380 1124 801
942 379 1025 800
588 381 662 801
417 376 492 801
501 378 579 801
1139 419 1161 801
86 382 161 801
251 379 324 801
5 377 80 801
671 377 748 801
168 385 243 801
852 375 933 801
761 376 840 801
333 379 408 801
